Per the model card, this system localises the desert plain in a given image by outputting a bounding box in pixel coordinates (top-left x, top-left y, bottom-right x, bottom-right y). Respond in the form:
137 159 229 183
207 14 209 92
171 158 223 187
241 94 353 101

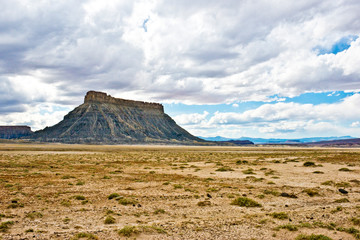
0 144 359 240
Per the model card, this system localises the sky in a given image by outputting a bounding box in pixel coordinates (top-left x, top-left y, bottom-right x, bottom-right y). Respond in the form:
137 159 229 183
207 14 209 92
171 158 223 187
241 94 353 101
1 0 360 139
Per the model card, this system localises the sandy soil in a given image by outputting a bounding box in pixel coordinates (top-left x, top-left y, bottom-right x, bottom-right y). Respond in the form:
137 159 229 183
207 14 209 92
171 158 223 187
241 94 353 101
0 144 359 239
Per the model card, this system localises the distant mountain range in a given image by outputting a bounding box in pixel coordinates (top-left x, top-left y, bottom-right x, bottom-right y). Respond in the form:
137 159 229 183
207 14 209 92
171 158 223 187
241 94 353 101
199 136 356 144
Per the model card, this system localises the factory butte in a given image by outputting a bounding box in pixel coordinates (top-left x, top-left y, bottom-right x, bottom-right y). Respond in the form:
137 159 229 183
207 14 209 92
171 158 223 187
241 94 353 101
0 91 205 144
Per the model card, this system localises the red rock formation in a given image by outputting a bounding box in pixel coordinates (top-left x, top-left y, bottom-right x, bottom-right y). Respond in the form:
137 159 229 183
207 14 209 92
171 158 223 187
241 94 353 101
0 126 32 139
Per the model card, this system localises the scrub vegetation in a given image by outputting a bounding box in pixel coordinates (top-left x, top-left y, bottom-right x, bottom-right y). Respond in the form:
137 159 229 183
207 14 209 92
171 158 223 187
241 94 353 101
0 144 359 239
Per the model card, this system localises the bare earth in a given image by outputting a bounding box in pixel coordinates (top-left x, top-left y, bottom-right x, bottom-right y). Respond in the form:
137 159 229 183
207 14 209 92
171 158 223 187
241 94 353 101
0 144 359 240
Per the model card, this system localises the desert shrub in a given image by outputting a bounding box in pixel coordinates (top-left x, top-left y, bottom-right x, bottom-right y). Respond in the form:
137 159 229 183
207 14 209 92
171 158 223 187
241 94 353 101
74 195 86 200
61 199 71 207
264 189 280 196
118 226 139 237
106 210 114 215
334 198 349 203
321 181 334 186
259 218 268 224
275 224 298 231
336 227 360 239
335 182 351 188
313 221 336 230
352 217 360 226
330 206 343 213
137 225 166 233
303 161 316 167
295 234 333 240
242 168 256 174
350 179 360 184
0 221 14 232
303 188 319 197
173 184 183 189
154 209 166 214
141 225 166 234
271 212 288 220
26 211 43 220
298 222 313 228
313 171 324 174
216 166 234 172
76 181 85 186
104 215 116 224
231 197 261 207
61 175 75 179
339 168 352 172
7 202 24 209
71 232 98 240
197 201 211 207
117 225 165 237
265 170 276 176
7 199 24 208
108 193 120 199
118 198 137 206
245 176 264 182
257 194 265 199
236 160 249 164
206 187 219 192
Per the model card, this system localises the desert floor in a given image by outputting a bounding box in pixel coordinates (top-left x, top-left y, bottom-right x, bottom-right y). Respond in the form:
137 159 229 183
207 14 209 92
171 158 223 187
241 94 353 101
0 144 360 240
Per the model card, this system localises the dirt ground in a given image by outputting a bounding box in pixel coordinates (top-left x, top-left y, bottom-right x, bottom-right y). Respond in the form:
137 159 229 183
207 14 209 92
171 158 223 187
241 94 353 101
0 144 359 240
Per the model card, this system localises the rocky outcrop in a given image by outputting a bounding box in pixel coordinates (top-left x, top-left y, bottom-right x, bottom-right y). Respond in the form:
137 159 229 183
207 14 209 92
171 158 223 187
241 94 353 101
0 126 32 139
84 91 164 111
31 91 204 144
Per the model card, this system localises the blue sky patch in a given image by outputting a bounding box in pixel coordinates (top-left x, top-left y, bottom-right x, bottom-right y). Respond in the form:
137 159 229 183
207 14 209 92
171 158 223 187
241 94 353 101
142 17 149 32
39 106 71 115
316 35 358 55
164 91 355 118
282 91 353 104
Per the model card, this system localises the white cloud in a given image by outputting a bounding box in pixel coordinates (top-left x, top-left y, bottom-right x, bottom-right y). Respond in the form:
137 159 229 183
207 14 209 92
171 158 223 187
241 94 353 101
182 94 360 138
173 111 209 125
0 103 70 130
351 121 360 127
209 94 360 125
1 0 360 133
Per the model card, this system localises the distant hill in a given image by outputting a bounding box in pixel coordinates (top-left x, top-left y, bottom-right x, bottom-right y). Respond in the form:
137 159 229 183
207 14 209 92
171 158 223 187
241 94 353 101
30 91 205 144
306 138 360 146
199 136 355 144
220 140 254 145
0 126 32 139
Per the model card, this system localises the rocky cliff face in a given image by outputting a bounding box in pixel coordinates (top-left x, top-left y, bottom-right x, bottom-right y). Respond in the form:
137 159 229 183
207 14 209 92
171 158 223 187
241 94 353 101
31 91 204 144
84 91 164 111
0 126 32 139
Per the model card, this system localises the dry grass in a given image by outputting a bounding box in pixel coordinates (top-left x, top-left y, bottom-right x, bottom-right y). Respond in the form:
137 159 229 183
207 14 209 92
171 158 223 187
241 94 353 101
0 144 359 239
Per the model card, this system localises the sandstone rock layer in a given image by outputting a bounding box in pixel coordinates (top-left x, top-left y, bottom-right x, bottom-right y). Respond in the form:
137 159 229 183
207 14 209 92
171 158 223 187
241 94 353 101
31 91 204 144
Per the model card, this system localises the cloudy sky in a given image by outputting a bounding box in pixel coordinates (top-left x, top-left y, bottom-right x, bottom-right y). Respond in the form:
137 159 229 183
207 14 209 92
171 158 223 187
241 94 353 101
1 0 360 139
